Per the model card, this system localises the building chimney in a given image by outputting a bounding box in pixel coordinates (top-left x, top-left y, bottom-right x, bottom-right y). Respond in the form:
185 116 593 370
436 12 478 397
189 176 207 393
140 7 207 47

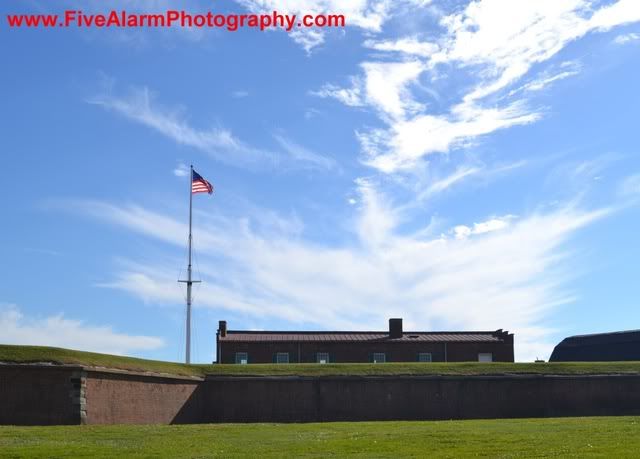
389 318 403 339
218 320 227 338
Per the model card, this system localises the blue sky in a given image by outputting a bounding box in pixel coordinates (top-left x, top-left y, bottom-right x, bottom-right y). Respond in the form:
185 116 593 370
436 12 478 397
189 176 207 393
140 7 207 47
1 0 639 362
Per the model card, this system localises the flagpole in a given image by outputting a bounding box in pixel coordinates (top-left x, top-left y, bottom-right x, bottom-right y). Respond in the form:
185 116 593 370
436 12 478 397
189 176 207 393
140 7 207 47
185 165 193 365
179 165 204 364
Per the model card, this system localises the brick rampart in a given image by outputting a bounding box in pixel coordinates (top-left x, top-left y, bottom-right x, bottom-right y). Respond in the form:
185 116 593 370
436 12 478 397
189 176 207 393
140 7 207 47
200 374 640 423
3 364 640 425
0 364 202 425
84 369 202 424
0 365 82 425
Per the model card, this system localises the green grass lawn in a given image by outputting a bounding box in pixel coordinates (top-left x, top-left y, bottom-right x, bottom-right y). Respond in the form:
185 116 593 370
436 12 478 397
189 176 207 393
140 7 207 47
0 417 638 458
2 344 640 378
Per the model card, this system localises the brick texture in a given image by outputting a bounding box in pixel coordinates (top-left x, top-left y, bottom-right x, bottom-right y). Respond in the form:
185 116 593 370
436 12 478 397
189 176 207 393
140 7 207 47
0 365 82 425
4 364 640 425
201 374 640 423
83 370 202 425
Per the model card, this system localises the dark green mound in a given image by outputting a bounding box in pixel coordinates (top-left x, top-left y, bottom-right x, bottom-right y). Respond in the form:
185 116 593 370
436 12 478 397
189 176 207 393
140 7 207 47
2 344 640 378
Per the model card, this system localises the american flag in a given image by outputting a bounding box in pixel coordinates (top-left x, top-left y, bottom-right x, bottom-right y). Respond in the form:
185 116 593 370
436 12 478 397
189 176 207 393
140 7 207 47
192 169 214 195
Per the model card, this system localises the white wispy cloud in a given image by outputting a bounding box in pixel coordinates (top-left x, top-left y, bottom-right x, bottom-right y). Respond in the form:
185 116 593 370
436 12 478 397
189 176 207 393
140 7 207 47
319 0 640 173
235 0 396 51
63 183 613 361
314 61 426 121
231 90 250 98
401 160 529 207
311 78 364 107
360 100 540 173
434 0 640 103
289 29 327 54
89 84 337 171
173 162 190 177
0 304 164 355
236 0 393 31
304 108 323 120
613 32 640 44
419 165 483 199
234 0 436 52
509 61 582 95
273 134 338 171
363 37 439 57
360 61 426 121
453 215 515 240
88 86 268 165
618 173 640 198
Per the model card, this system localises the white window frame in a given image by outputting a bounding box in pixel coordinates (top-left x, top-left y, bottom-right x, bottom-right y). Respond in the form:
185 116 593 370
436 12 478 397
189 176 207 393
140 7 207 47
316 352 330 364
235 352 248 365
276 352 290 364
478 353 493 362
373 352 386 363
418 352 432 363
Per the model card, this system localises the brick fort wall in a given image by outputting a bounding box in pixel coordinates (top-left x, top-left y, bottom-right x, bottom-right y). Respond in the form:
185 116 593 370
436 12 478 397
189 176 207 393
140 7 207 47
84 369 202 424
3 365 640 425
200 374 640 423
0 365 83 425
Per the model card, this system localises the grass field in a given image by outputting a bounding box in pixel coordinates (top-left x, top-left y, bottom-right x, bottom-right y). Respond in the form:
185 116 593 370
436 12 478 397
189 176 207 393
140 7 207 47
0 417 638 458
2 344 640 378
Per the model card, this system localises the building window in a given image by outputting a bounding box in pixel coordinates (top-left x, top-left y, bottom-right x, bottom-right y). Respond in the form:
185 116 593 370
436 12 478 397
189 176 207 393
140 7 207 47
235 352 248 364
373 352 386 363
418 352 432 363
276 352 290 364
316 352 330 364
478 353 493 362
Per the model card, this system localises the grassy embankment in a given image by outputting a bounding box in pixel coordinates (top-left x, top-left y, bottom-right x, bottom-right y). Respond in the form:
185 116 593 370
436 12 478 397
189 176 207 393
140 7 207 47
2 344 640 377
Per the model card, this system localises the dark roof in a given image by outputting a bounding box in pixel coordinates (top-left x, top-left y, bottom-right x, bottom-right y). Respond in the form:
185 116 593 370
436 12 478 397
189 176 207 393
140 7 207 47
219 330 509 343
549 330 640 362
559 329 640 344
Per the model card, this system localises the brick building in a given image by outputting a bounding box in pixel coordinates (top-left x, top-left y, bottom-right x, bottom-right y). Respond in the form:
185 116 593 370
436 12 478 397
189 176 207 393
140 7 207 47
216 318 514 364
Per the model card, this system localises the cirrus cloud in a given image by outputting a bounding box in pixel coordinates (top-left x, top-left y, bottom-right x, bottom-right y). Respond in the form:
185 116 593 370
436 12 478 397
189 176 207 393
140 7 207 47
317 0 640 173
60 180 613 361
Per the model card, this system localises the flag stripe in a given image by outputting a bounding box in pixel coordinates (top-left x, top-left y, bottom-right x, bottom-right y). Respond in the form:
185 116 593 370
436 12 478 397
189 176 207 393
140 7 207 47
191 169 214 195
